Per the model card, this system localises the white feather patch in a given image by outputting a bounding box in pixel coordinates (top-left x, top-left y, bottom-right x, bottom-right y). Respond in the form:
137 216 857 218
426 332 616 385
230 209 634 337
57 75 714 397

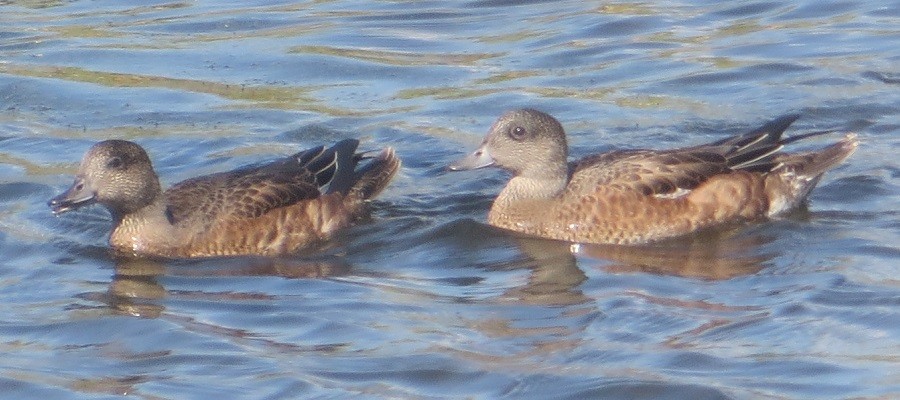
653 187 692 199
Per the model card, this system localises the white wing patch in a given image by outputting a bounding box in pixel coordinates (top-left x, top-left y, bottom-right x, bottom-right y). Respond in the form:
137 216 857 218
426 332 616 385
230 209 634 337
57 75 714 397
653 187 692 200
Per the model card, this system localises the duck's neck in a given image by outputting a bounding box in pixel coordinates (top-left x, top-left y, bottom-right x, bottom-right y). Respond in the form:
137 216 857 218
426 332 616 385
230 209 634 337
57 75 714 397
498 175 566 202
109 196 175 254
487 176 561 233
503 161 569 198
489 162 568 226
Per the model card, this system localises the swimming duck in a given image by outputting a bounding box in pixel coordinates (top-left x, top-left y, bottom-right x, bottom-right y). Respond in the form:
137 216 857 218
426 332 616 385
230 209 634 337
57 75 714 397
449 109 857 245
49 139 400 257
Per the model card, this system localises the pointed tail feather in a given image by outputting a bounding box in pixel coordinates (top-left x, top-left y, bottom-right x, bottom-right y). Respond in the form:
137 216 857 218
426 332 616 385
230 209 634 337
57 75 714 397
773 133 858 178
731 130 841 171
346 147 401 201
766 133 859 216
717 115 852 174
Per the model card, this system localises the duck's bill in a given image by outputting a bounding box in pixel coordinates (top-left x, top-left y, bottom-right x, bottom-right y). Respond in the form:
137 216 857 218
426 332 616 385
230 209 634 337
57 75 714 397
448 146 495 171
48 178 96 215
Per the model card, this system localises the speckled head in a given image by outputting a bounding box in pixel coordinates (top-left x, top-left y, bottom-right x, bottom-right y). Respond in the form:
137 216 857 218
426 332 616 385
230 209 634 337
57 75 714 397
450 109 569 179
49 140 162 217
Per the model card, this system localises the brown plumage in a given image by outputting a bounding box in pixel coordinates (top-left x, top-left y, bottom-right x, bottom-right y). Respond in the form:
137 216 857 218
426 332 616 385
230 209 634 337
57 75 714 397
49 139 400 258
449 109 858 245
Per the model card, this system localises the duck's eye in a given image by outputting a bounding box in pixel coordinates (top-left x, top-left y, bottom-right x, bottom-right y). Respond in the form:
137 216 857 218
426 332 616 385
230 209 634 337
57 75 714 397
509 126 527 141
106 157 124 169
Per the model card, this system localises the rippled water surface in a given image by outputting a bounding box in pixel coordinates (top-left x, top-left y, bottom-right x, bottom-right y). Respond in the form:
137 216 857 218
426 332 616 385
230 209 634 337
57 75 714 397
1 0 898 398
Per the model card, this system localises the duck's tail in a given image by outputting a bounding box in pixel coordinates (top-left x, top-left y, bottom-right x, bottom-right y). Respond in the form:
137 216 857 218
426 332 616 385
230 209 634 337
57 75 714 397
765 133 859 216
327 145 401 203
349 147 401 201
774 133 859 178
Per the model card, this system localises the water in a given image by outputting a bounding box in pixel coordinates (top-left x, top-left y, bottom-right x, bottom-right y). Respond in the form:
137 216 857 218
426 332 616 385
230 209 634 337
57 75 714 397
1 0 898 398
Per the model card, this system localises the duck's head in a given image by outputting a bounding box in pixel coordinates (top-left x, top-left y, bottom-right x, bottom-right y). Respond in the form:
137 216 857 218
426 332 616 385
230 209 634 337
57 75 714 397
49 140 161 217
449 108 569 179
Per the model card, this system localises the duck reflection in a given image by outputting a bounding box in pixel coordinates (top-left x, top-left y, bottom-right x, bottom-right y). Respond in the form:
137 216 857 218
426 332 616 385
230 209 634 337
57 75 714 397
505 224 774 288
448 221 772 309
499 236 589 306
447 227 775 359
570 228 775 280
106 254 351 318
429 219 589 306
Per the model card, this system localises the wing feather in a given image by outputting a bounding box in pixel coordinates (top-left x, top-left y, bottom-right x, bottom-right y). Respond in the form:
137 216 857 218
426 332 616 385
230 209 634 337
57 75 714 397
164 145 340 226
566 149 728 198
564 114 805 198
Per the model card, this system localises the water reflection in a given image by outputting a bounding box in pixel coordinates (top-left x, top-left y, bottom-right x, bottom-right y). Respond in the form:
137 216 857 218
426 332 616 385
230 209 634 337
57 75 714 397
573 228 775 280
495 223 773 282
442 220 773 310
106 255 350 318
2 0 895 397
501 236 589 306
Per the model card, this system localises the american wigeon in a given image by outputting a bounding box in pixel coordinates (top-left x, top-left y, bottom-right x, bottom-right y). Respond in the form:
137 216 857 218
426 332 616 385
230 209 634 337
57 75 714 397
49 139 400 258
449 109 858 245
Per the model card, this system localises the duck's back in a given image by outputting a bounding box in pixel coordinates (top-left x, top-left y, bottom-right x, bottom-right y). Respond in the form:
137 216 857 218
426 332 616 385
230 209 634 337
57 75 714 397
165 161 325 229
565 149 728 199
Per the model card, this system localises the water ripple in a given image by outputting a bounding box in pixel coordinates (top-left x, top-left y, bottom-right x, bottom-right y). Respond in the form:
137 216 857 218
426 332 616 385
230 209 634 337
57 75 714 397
1 0 897 398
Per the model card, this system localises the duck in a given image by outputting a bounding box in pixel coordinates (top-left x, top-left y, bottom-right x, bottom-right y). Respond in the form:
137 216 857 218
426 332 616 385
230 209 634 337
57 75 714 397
449 108 858 245
49 139 400 258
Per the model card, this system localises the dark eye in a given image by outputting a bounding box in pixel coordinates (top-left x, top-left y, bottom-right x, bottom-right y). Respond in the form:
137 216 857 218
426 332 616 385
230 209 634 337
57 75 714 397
106 157 124 169
509 126 527 140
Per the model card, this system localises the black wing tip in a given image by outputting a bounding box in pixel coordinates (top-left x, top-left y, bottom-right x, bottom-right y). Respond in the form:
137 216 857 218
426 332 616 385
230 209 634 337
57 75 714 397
292 140 362 189
330 139 361 156
324 139 368 195
775 113 802 125
758 113 801 140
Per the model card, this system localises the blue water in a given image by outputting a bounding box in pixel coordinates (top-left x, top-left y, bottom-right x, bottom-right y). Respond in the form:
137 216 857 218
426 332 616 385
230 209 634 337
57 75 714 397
1 0 898 398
